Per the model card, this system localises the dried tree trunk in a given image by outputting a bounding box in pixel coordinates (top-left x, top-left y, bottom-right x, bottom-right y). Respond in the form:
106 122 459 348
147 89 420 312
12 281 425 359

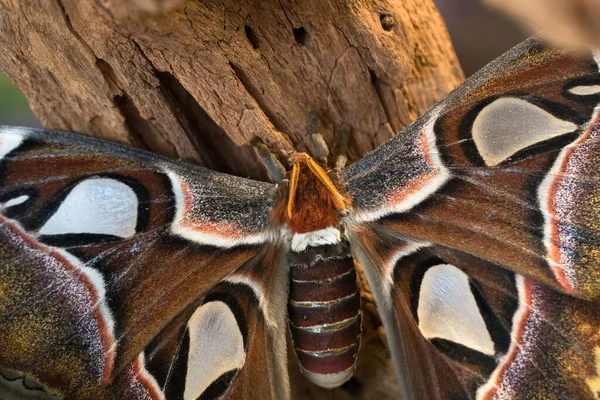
0 0 463 398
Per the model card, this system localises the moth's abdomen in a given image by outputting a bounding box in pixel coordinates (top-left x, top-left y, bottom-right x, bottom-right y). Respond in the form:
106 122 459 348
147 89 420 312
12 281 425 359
287 236 361 389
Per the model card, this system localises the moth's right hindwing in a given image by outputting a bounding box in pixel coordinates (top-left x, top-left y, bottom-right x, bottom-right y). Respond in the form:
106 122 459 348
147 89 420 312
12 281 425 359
0 127 286 399
352 230 600 399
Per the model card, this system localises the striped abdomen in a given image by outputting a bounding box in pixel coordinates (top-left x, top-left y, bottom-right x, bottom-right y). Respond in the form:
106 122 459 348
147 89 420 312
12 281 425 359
287 236 361 388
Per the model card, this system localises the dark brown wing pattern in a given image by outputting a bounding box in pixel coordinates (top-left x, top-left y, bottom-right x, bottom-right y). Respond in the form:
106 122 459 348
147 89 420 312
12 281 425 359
0 128 287 399
344 37 600 399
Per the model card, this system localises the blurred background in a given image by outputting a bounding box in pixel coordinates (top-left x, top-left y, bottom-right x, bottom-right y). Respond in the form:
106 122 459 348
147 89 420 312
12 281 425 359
0 73 41 127
434 0 528 75
0 0 529 127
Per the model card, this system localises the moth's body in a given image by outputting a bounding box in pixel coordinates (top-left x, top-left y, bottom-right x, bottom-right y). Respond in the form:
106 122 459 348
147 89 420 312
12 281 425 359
279 153 361 388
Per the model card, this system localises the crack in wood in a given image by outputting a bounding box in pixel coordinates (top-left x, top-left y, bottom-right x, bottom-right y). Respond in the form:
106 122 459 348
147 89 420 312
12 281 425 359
155 69 269 180
277 0 296 30
128 39 268 178
113 93 154 150
55 0 96 57
228 61 288 136
244 25 261 50
95 59 123 95
369 69 396 133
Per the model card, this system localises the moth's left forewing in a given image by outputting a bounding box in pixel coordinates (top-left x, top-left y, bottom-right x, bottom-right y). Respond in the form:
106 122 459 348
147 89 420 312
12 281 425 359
0 127 280 398
344 38 600 398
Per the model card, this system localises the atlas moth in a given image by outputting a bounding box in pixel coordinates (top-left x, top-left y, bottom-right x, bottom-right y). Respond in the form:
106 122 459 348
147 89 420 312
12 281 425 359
2 36 600 400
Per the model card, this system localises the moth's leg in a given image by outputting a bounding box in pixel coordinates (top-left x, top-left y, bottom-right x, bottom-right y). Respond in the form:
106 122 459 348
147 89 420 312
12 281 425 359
251 139 287 182
307 111 351 171
334 124 351 172
307 110 330 165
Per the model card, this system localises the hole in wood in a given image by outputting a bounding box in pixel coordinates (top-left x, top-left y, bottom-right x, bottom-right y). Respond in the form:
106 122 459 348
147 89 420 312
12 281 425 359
113 93 153 151
244 25 260 49
369 69 378 85
380 14 395 31
293 27 307 45
95 59 120 91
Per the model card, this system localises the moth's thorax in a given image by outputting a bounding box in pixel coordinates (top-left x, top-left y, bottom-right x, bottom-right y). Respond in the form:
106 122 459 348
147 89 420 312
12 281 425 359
278 153 348 234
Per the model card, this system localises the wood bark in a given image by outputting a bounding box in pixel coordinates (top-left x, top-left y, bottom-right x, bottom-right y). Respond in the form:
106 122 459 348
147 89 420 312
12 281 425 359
0 0 463 399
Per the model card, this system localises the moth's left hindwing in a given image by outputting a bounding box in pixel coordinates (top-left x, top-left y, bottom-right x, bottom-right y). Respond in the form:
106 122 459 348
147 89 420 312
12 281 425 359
344 37 600 399
0 127 288 399
141 244 289 400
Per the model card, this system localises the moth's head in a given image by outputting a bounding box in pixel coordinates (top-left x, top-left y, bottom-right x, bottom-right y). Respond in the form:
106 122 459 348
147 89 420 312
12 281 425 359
280 152 348 234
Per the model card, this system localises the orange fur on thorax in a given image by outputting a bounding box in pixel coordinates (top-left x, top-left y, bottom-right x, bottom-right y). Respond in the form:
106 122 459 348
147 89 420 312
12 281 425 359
275 153 348 234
